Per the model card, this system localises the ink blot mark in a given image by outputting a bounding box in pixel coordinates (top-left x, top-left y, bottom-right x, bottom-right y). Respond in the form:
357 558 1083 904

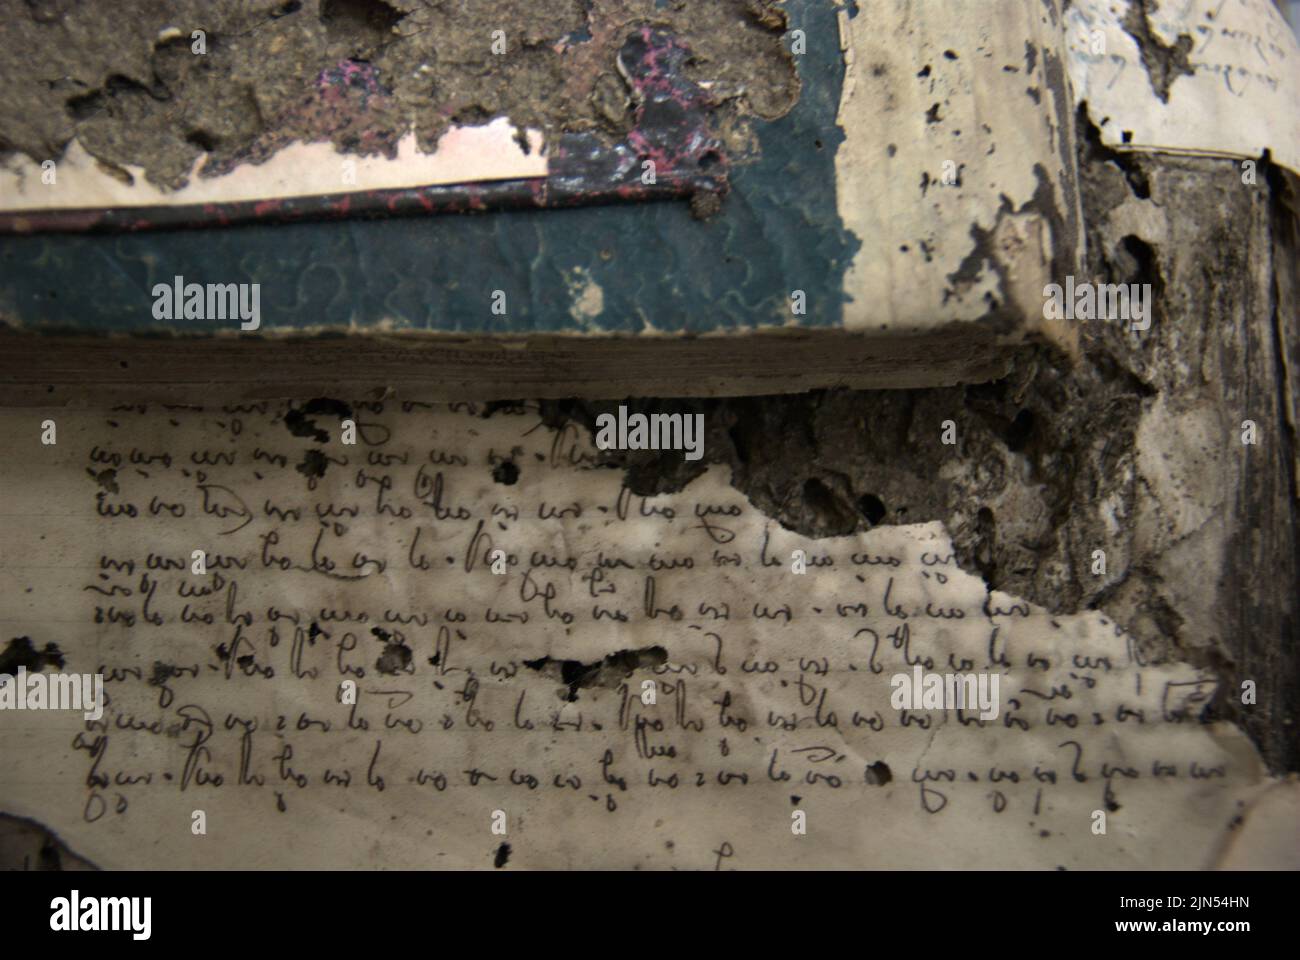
372 626 413 675
0 637 65 674
150 661 178 686
494 842 511 868
523 646 668 702
296 449 330 481
86 467 119 493
284 397 354 443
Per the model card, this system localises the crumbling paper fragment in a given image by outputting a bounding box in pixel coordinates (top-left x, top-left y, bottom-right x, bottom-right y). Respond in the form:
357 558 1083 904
1066 0 1300 174
0 402 1279 868
0 123 546 213
835 0 1081 352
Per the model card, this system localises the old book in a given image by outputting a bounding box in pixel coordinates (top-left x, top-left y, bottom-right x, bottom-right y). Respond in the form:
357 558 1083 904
1 0 1297 407
0 1 1084 402
0 399 1291 869
2 0 1299 882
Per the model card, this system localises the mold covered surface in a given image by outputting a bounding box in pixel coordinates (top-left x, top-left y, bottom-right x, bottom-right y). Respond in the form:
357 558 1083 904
0 0 798 190
0 0 1294 785
547 133 1300 774
832 0 1082 339
0 0 857 338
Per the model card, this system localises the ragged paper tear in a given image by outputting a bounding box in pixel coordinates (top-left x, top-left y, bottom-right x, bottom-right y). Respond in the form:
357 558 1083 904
1066 0 1300 174
0 402 1283 868
0 121 547 213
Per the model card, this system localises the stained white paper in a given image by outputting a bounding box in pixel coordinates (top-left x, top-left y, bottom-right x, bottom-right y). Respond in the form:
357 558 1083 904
1067 0 1300 174
0 402 1279 868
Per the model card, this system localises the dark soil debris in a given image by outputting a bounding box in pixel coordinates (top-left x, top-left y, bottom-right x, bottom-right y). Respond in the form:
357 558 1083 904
1 0 799 189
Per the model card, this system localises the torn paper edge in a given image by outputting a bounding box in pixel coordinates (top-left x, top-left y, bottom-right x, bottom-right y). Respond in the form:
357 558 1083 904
0 119 548 213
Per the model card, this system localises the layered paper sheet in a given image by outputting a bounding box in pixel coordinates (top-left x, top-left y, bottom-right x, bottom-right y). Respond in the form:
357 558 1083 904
0 403 1281 868
1066 0 1300 173
0 123 547 213
834 0 1080 338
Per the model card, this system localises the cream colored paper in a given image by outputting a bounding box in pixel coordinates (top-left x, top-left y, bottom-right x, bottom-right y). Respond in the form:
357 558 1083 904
1066 0 1300 174
0 402 1280 868
834 0 1080 349
0 122 547 213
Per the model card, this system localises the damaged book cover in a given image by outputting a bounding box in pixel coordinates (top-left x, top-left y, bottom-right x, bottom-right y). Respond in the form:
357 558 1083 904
0 0 1299 944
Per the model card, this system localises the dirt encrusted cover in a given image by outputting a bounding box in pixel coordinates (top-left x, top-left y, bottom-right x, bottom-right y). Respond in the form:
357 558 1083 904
0 0 798 190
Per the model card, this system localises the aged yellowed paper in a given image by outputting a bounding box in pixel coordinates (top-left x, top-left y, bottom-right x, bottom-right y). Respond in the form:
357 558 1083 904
0 402 1280 868
1067 0 1300 173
